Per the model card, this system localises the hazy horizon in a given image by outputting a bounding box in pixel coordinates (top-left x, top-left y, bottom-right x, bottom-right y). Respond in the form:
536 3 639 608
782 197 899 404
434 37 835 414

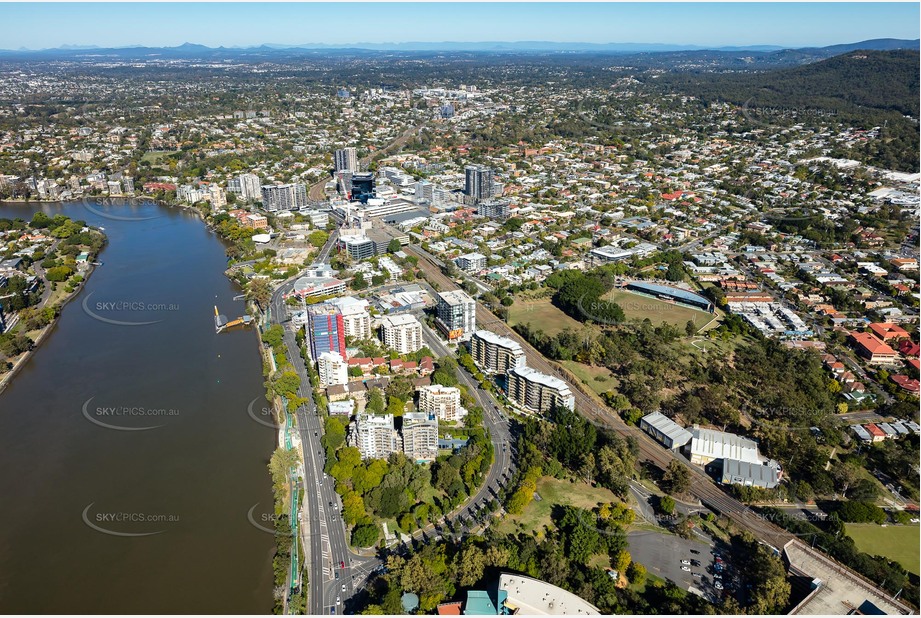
1 2 918 51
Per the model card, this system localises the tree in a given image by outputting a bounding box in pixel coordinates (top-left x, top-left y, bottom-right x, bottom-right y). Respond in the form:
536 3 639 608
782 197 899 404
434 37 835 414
387 239 402 253
367 389 386 414
352 272 368 290
658 495 676 515
626 561 647 586
386 397 405 416
351 523 379 548
685 320 697 336
246 277 272 310
342 492 366 526
308 230 329 248
661 460 691 495
457 545 487 587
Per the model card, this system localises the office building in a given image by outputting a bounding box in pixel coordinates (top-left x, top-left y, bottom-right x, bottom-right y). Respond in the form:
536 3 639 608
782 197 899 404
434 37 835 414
335 147 359 173
507 365 575 413
415 180 434 203
228 173 261 201
328 296 372 340
464 165 494 202
380 314 424 354
307 304 346 361
440 103 454 119
339 235 377 260
470 330 526 375
401 412 439 463
417 385 466 423
317 351 349 387
435 290 476 341
350 172 375 204
349 413 399 460
455 252 487 273
261 183 307 212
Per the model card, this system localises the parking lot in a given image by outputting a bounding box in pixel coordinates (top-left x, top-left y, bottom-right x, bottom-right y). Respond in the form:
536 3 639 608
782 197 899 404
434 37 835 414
627 529 724 601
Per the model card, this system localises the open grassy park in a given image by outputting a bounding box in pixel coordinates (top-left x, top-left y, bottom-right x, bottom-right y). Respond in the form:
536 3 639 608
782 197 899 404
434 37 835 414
602 288 716 331
846 523 920 575
507 296 583 336
560 360 619 396
496 476 620 538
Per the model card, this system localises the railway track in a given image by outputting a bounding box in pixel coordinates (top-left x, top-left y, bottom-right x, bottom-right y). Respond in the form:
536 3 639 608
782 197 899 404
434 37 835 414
406 246 795 548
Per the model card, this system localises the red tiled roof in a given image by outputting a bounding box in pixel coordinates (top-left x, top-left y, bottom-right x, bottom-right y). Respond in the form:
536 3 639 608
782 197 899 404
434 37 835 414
850 332 897 357
869 322 910 341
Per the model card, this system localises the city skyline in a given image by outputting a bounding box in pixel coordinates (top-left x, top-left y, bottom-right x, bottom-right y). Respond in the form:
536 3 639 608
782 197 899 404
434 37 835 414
1 2 918 50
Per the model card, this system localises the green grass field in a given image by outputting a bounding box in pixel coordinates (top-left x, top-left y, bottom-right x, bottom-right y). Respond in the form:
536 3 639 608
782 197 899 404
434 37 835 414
846 523 920 575
496 476 620 538
507 297 583 336
141 150 178 167
560 360 619 395
602 288 716 331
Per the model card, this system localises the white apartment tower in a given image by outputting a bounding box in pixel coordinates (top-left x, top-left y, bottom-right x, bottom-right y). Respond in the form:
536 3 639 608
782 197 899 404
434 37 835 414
417 385 467 423
317 351 349 387
470 330 526 375
349 413 400 460
380 314 424 354
401 412 439 463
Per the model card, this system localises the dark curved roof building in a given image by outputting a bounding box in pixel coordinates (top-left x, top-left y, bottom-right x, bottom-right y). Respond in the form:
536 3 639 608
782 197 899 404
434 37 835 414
625 281 714 313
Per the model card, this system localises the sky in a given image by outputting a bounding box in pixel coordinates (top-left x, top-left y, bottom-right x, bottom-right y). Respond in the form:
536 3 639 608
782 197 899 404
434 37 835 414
1 2 919 50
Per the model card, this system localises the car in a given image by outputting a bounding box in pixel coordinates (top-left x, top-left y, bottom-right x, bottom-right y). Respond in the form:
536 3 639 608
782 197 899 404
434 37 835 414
713 574 722 580
690 549 700 555
340 561 345 569
691 560 701 567
314 431 318 436
714 582 723 590
680 559 691 565
681 566 691 572
335 572 339 580
693 573 702 578
329 501 333 507
330 609 336 615
336 596 341 605
342 584 346 591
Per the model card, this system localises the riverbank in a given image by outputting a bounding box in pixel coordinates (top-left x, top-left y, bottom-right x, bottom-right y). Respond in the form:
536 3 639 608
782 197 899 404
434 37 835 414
0 211 106 395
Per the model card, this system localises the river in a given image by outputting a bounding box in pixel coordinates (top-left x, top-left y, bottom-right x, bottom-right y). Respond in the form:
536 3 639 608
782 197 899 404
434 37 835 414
0 199 275 613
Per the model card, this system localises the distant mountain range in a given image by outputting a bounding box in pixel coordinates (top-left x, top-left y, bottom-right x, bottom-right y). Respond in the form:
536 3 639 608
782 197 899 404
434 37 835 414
1 37 918 55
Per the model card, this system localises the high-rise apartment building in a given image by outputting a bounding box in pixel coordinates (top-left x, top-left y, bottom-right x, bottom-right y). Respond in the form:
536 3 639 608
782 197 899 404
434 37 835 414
477 198 510 220
470 330 526 375
307 304 346 361
507 365 575 413
229 173 262 201
417 385 466 423
317 351 348 387
334 147 359 173
435 290 476 341
464 165 494 202
261 183 307 212
327 296 373 341
380 314 424 354
401 412 439 463
349 413 399 460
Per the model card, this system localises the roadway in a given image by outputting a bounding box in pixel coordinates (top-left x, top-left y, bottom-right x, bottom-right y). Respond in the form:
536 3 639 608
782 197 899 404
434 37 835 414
270 259 378 615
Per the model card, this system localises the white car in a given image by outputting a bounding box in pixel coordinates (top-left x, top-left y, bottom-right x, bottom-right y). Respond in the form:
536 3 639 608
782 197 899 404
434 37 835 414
714 582 723 590
336 596 341 605
680 560 691 565
681 566 691 572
